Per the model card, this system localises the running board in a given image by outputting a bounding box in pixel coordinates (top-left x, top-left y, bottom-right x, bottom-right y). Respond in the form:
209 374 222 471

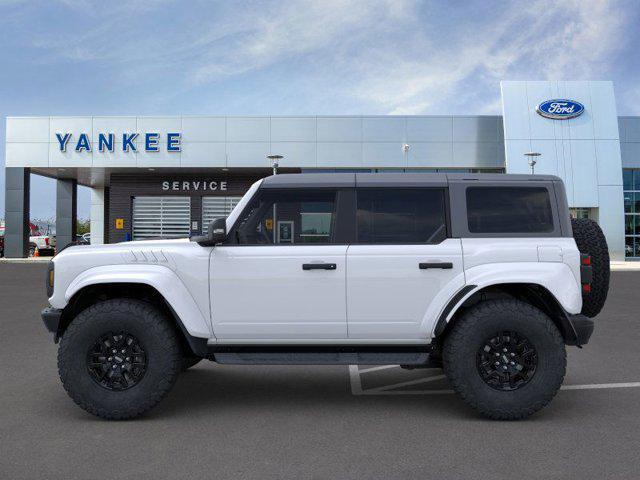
209 345 432 365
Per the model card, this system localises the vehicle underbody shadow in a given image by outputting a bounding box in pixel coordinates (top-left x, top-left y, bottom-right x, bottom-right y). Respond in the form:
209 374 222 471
151 363 474 420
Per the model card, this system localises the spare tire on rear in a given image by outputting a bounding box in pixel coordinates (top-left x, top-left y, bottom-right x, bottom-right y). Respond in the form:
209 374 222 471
571 217 610 317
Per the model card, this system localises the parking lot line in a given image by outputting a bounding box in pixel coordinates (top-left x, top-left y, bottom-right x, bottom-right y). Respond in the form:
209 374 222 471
363 375 447 393
357 364 404 374
560 382 640 390
348 365 640 396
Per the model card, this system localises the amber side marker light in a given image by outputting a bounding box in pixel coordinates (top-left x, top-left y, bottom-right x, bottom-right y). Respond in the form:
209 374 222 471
46 262 55 297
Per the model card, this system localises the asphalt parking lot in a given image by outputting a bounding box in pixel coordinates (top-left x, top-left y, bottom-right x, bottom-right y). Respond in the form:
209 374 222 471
1 263 640 479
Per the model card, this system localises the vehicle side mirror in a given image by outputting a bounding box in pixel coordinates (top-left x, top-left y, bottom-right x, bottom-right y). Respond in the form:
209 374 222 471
191 217 227 246
209 217 227 244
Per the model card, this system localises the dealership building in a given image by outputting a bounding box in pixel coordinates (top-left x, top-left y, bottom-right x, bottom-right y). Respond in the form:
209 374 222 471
3 80 639 259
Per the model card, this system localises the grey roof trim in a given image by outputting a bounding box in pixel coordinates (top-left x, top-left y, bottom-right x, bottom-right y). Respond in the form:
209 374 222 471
445 173 561 182
260 172 561 189
261 173 355 188
355 173 447 187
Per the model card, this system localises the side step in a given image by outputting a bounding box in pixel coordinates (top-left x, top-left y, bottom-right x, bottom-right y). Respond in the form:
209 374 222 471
209 345 432 366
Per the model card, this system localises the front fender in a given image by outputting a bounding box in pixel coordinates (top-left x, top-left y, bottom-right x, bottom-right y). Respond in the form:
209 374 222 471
63 264 213 339
427 262 582 338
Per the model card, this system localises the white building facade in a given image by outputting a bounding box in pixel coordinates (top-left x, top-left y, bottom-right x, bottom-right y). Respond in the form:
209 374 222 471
3 80 637 260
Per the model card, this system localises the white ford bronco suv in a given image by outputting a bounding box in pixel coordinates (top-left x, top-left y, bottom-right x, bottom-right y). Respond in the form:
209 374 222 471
42 173 609 420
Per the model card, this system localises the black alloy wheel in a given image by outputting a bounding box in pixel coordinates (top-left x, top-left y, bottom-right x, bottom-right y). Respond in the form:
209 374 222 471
476 331 537 391
87 331 147 391
59 298 182 419
443 299 566 419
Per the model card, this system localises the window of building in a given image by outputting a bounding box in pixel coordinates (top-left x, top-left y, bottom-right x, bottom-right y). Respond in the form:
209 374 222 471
466 187 554 234
624 169 640 259
570 208 592 220
202 196 242 233
356 188 447 244
232 190 337 245
132 196 191 240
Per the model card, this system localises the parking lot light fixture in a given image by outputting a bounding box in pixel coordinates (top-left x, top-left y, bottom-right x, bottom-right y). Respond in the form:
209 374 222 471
267 155 283 175
525 152 541 174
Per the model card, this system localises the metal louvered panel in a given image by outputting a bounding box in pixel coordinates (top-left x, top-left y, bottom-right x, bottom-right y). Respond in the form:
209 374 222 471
202 196 242 233
132 196 191 240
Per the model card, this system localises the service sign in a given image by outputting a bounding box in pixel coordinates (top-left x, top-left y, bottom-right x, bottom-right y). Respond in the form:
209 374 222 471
536 99 584 120
55 132 181 152
162 180 227 191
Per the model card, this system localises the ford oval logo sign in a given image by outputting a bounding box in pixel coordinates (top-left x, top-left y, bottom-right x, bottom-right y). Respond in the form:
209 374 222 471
536 99 584 120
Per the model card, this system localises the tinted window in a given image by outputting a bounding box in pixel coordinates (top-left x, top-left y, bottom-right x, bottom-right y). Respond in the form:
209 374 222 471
233 190 337 245
356 189 447 244
466 187 554 233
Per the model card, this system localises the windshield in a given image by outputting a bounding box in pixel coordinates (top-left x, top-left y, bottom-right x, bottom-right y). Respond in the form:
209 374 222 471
225 179 263 232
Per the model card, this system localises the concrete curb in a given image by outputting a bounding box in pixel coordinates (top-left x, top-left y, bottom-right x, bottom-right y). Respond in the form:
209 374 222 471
0 257 52 263
611 261 640 271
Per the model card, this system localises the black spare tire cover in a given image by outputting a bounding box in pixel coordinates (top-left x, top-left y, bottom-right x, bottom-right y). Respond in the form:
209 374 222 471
571 217 610 318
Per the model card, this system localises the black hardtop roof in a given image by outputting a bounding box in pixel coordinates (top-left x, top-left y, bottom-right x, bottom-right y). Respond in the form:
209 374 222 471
260 172 561 188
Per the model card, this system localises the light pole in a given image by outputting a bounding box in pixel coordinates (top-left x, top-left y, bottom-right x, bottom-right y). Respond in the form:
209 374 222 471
266 154 283 243
267 154 283 176
402 144 410 165
524 152 541 174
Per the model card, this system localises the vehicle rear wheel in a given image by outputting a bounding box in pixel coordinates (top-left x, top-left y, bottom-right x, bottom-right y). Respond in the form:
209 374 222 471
443 299 566 420
571 217 610 317
57 298 182 420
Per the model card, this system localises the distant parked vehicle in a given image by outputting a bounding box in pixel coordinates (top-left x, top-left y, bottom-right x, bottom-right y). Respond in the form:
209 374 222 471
0 223 55 256
29 223 55 256
75 234 90 245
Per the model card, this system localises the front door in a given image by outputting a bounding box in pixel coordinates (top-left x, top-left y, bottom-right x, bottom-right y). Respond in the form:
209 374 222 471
346 188 465 340
210 188 348 341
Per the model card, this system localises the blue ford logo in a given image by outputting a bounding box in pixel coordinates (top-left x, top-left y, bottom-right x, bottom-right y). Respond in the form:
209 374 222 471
536 99 584 120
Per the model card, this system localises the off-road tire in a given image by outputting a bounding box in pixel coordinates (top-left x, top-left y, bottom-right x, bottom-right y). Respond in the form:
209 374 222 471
443 299 566 420
571 217 610 317
181 356 203 371
57 299 182 420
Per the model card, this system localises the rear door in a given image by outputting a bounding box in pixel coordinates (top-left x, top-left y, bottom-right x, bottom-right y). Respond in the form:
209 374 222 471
346 188 464 340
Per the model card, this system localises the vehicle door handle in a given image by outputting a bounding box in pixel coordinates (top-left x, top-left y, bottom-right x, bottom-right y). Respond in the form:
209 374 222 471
302 263 337 271
419 262 453 270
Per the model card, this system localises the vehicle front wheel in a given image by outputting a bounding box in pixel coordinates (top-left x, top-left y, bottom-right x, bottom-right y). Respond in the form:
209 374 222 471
57 298 182 420
443 299 566 420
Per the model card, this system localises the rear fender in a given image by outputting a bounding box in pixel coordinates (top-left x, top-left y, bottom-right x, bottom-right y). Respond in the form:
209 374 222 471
430 262 582 338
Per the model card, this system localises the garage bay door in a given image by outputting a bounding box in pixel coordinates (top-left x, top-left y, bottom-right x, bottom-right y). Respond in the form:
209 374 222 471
132 196 191 240
202 196 242 233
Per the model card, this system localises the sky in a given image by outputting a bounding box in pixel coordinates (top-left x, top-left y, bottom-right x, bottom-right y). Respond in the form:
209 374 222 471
1 0 639 220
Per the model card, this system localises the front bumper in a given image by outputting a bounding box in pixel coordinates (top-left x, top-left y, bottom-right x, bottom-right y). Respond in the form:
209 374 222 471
41 307 63 342
566 314 594 346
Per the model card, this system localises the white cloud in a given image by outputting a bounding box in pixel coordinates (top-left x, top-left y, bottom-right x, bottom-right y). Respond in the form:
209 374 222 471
348 0 629 113
188 0 415 85
11 0 634 114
